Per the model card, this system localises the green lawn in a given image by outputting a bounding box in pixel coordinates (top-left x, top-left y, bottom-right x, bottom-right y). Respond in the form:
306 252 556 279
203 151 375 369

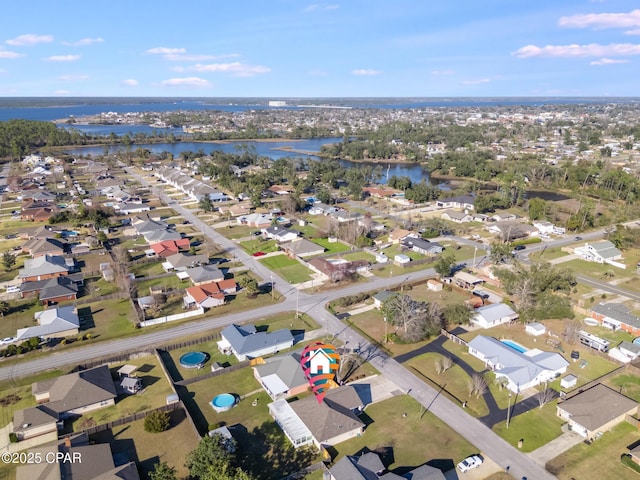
607 374 640 402
259 255 314 283
492 400 564 452
332 395 477 472
215 224 256 239
239 238 278 254
312 238 351 254
341 251 376 262
546 422 640 480
130 261 168 277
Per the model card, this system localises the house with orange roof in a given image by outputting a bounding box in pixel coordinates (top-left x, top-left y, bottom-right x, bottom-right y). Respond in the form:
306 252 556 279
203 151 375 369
183 283 225 309
149 238 190 257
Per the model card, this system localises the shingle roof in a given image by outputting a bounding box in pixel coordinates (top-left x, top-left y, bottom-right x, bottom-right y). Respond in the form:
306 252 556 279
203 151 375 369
221 324 294 356
589 240 622 260
559 384 638 432
592 303 640 329
16 306 80 341
254 351 307 389
19 254 68 278
186 265 224 283
38 276 78 301
474 303 517 323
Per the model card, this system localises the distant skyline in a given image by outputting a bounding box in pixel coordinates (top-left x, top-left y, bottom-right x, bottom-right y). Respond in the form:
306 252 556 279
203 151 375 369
1 1 639 97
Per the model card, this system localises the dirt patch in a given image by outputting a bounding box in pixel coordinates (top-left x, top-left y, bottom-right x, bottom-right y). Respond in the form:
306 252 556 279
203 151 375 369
0 394 21 406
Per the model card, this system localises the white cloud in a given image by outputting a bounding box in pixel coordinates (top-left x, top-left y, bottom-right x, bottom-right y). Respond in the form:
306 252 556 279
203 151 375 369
308 69 328 77
590 57 630 65
431 69 455 75
146 47 186 55
351 69 381 76
165 53 240 62
53 90 71 95
122 79 139 86
62 37 104 46
160 77 211 87
462 78 491 85
304 3 339 13
0 50 22 59
191 62 271 77
44 54 80 62
59 74 89 81
6 34 53 46
513 43 640 58
559 9 640 34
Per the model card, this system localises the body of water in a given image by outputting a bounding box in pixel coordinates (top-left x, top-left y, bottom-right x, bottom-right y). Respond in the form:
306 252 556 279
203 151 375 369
61 138 433 185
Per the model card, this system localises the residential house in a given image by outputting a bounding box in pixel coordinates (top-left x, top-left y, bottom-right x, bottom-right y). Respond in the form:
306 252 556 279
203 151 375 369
441 210 472 223
308 258 370 281
13 366 117 441
486 221 536 241
427 279 444 291
575 240 623 266
163 252 209 272
400 237 444 256
143 229 183 245
149 238 191 257
19 255 70 282
362 186 403 199
394 254 411 265
22 237 66 257
269 385 365 449
372 290 397 309
453 271 484 289
329 451 446 480
29 276 79 305
388 228 412 244
468 335 568 393
15 306 80 342
183 265 225 285
472 303 519 329
114 202 151 215
238 212 274 228
253 351 309 400
218 324 294 361
590 302 640 335
281 238 325 258
218 202 252 217
618 341 640 362
19 225 56 240
262 225 298 243
436 195 475 211
267 185 292 195
556 384 638 439
309 202 337 216
183 280 237 309
21 202 57 222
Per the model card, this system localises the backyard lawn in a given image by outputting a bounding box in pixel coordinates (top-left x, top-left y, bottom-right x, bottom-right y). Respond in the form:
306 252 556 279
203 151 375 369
546 422 640 480
311 237 351 254
259 255 313 283
492 400 564 452
331 395 477 474
239 238 278 254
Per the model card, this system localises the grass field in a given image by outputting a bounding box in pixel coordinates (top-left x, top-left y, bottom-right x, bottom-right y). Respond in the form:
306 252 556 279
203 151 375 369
331 395 477 473
492 401 564 452
259 255 313 283
215 224 256 239
312 237 351 254
546 422 640 480
239 238 278 254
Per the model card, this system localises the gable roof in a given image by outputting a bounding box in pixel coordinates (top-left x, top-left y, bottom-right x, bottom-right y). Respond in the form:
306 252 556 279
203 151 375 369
221 324 294 356
38 276 78 301
165 252 209 269
254 351 308 391
185 264 225 283
330 452 384 480
591 302 640 329
32 365 117 414
16 306 80 341
281 238 325 256
475 303 517 322
19 254 69 278
26 237 66 256
588 240 622 260
558 384 638 431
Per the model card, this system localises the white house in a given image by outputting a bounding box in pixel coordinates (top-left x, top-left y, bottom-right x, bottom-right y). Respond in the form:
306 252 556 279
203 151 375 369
261 226 298 243
468 336 568 392
394 254 411 264
218 324 294 361
575 240 624 267
472 303 519 329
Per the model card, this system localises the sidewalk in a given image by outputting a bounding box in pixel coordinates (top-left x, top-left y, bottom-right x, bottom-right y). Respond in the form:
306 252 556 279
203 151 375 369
527 425 584 466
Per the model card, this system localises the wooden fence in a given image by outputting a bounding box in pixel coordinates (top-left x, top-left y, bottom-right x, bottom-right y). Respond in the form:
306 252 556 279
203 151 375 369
441 328 468 346
175 360 249 387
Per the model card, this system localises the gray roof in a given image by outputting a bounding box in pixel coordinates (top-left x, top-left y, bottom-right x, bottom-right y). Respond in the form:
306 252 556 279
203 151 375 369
186 265 224 283
16 306 80 341
373 290 397 304
474 303 517 323
19 254 69 278
144 229 182 243
399 464 446 480
254 352 307 389
589 240 622 260
32 365 117 415
330 453 384 480
13 405 59 430
289 386 365 444
134 219 168 233
38 276 78 301
438 194 474 205
221 324 294 356
619 341 640 355
282 238 325 256
468 336 568 388
26 237 66 255
591 303 640 329
166 252 209 269
559 384 638 432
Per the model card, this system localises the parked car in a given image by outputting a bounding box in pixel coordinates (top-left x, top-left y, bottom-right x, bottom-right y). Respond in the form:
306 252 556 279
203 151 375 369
513 245 526 251
252 251 266 257
457 455 483 473
574 236 583 241
5 285 20 293
0 337 15 346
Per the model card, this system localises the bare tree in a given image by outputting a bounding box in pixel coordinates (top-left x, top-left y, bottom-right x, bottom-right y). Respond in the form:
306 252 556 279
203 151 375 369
435 356 454 376
536 386 555 409
564 319 582 345
467 373 488 398
382 295 444 343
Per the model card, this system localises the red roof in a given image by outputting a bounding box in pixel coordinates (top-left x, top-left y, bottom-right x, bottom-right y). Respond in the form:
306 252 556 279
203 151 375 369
150 239 190 257
185 282 223 303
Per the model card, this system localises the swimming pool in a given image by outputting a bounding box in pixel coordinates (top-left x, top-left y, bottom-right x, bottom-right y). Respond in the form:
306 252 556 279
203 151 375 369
501 340 527 353
179 351 208 369
211 393 237 413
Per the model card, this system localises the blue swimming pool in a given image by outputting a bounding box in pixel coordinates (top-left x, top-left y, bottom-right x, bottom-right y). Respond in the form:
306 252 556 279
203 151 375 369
179 351 208 369
502 340 527 353
211 393 237 412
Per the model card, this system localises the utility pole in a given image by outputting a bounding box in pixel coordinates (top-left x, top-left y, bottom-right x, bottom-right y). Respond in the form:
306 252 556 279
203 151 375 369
506 392 513 429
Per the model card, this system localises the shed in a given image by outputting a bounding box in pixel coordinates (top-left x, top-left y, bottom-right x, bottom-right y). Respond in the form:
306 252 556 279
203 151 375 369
394 254 411 264
525 322 546 336
120 376 142 394
561 374 577 389
166 394 179 405
427 279 443 291
117 364 139 378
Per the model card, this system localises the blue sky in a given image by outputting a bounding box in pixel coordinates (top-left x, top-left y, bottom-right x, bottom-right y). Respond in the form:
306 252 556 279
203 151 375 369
0 0 639 97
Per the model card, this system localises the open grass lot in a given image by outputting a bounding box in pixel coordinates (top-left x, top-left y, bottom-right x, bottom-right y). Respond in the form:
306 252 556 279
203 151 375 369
239 238 278 254
606 373 640 402
259 255 313 283
79 298 138 342
492 401 563 452
311 237 351 254
331 395 477 473
215 224 256 239
381 244 425 261
546 422 640 480
135 274 188 294
408 352 488 417
91 408 199 480
130 261 168 278
408 282 472 306
70 354 174 431
341 251 376 262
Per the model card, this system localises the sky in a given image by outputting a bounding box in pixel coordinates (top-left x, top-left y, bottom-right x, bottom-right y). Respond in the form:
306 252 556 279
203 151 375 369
0 0 639 97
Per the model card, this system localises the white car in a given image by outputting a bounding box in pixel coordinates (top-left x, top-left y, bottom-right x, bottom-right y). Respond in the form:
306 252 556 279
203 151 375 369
457 455 483 473
0 337 15 346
